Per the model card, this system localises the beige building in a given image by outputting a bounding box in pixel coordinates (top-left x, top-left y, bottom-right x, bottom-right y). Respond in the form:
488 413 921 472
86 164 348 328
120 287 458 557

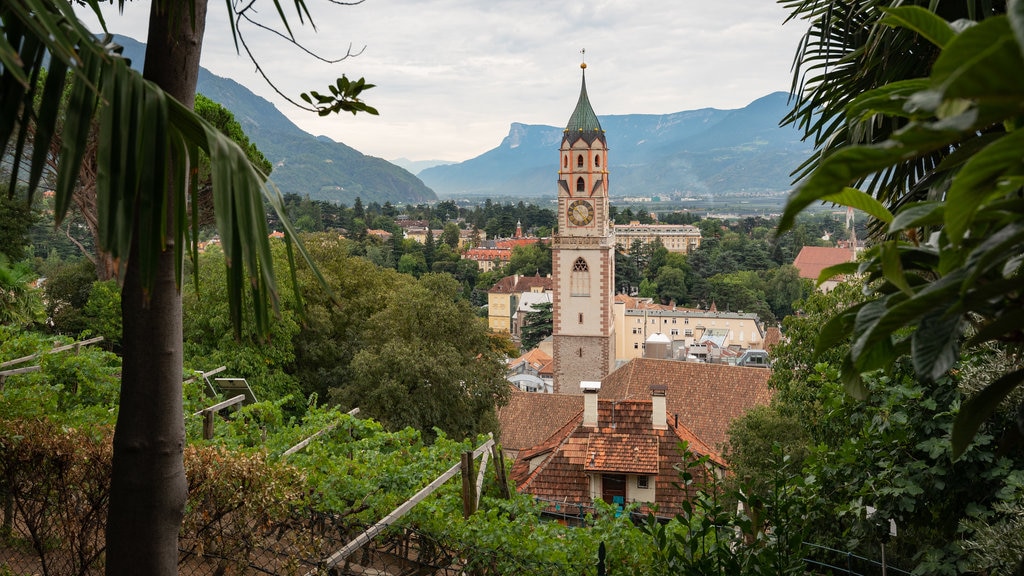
613 221 702 254
487 274 553 334
613 295 765 362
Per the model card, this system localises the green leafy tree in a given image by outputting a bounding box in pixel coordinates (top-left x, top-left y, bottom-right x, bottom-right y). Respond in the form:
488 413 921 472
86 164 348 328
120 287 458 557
778 3 1024 457
441 222 461 249
1 1 376 573
508 242 552 277
0 257 43 327
520 301 553 351
346 273 510 440
0 194 36 262
653 266 687 306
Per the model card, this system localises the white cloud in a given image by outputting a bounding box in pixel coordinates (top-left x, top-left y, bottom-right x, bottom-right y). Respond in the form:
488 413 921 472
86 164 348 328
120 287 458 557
75 0 808 162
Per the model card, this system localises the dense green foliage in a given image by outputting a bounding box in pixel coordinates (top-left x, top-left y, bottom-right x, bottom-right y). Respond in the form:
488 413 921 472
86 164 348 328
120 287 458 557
727 284 1024 574
181 233 511 440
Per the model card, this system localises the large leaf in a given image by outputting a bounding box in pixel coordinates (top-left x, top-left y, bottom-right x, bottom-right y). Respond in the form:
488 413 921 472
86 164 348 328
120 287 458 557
944 130 1024 244
953 369 1024 458
911 308 962 382
880 6 956 49
932 15 1024 100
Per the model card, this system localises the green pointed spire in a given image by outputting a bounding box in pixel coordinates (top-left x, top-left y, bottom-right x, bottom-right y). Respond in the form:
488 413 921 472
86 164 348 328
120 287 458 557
564 64 605 145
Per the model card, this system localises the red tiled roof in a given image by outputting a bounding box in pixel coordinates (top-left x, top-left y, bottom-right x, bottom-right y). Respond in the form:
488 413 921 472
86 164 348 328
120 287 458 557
792 246 855 281
487 274 554 294
508 348 553 371
599 358 772 453
510 399 719 517
585 434 659 474
496 390 583 455
763 326 783 352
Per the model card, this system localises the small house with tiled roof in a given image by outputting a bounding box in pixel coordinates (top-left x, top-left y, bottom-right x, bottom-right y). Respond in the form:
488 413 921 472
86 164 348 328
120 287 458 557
598 358 772 452
792 246 856 292
507 348 555 393
487 274 553 335
510 382 721 519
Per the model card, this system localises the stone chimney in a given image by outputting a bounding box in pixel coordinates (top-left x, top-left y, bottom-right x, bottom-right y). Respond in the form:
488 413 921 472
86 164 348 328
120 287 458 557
651 385 667 430
581 381 601 427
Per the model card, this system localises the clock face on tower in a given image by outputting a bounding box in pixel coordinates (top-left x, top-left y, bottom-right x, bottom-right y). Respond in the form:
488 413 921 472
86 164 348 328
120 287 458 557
567 199 594 226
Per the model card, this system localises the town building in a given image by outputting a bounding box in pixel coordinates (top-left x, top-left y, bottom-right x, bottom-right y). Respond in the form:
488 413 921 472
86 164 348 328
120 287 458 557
551 63 616 394
486 274 552 334
598 357 772 451
506 348 554 394
509 381 721 520
613 221 702 254
463 222 542 272
613 295 766 362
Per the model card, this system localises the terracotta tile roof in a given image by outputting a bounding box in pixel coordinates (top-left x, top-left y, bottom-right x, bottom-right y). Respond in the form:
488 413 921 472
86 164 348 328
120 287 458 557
763 326 783 352
585 433 659 474
508 348 553 371
496 389 583 455
614 293 702 313
510 399 719 517
792 246 855 281
487 274 554 294
599 358 772 453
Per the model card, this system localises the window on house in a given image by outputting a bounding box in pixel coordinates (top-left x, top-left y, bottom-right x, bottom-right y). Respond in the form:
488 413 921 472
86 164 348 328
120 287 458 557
670 329 678 336
637 475 649 489
684 318 689 324
571 257 590 296
685 329 693 337
634 343 639 349
578 312 584 324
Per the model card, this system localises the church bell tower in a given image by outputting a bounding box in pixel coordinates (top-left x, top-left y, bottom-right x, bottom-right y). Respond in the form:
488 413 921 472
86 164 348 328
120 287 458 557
551 61 616 394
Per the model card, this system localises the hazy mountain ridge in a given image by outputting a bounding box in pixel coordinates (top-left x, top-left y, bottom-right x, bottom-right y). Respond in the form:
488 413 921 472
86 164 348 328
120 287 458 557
114 35 437 205
419 93 811 198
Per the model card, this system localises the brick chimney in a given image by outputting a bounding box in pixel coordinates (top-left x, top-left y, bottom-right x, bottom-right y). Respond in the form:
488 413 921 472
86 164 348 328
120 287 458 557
581 381 601 427
651 385 667 430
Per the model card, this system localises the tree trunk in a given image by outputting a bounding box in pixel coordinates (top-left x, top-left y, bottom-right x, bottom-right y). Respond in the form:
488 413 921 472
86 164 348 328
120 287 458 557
105 2 207 575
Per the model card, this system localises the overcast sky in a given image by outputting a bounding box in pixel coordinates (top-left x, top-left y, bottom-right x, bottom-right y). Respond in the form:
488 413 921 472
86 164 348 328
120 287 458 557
77 1 809 163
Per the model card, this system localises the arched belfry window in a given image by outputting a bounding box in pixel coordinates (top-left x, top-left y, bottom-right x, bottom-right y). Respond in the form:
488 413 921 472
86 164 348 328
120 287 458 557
595 154 601 167
563 155 568 168
571 257 590 296
577 155 584 168
576 177 585 193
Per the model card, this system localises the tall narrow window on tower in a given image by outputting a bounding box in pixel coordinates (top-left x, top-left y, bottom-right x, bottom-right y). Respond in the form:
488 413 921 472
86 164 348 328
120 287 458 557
595 154 601 167
576 177 585 193
571 257 590 296
577 154 584 168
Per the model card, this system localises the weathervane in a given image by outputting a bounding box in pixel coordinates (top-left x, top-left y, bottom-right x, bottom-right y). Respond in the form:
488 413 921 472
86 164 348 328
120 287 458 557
580 48 587 69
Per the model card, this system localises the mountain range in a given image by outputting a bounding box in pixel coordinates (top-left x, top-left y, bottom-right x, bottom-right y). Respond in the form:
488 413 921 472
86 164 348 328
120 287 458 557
114 36 436 206
114 35 812 204
419 92 813 198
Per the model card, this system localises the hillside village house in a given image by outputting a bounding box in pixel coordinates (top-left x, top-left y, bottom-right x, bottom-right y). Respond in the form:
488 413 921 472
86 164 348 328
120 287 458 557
509 381 722 520
792 245 856 292
500 358 771 518
613 221 702 254
487 274 552 334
